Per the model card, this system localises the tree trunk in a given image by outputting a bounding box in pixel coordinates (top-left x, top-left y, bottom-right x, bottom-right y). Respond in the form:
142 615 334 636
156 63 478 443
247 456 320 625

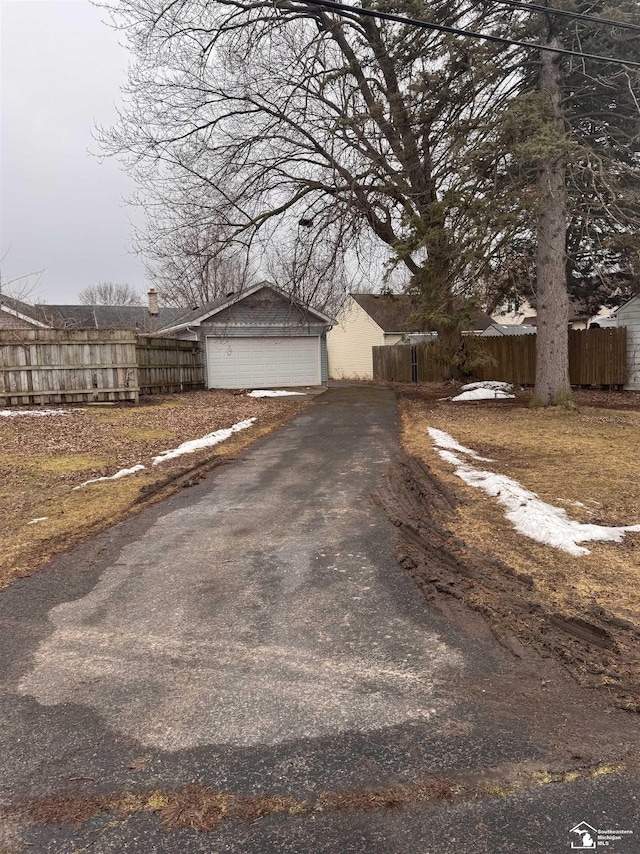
533 39 572 406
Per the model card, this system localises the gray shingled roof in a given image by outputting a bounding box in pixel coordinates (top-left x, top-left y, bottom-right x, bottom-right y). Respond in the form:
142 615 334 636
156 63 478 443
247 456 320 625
0 295 184 331
482 323 537 336
158 294 234 331
0 294 46 322
156 282 334 332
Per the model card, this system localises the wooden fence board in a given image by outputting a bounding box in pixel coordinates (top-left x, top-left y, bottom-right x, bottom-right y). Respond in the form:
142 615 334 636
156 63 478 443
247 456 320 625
136 337 204 395
474 335 536 384
372 345 413 383
0 329 139 405
372 328 627 387
0 330 205 406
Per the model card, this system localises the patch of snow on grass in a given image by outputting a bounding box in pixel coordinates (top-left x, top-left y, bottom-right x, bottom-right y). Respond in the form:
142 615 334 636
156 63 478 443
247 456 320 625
0 409 73 418
429 428 640 556
450 380 515 402
461 381 513 392
28 517 48 525
152 417 256 465
427 427 494 462
247 390 305 397
74 464 146 490
451 388 515 402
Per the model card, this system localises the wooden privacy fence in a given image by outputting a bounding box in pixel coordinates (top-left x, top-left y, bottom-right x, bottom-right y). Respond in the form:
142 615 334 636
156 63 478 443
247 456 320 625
0 330 205 406
0 329 139 405
136 337 204 395
373 327 627 386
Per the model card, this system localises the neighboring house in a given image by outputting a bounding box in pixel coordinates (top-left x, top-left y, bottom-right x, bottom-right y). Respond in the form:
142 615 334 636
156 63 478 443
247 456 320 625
0 295 50 330
494 298 614 331
157 282 333 388
616 295 640 391
327 293 492 380
0 292 183 333
522 301 594 329
481 323 536 337
491 299 533 326
588 317 618 328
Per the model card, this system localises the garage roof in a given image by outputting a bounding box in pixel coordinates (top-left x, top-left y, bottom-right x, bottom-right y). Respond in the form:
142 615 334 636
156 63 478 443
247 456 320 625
158 282 334 333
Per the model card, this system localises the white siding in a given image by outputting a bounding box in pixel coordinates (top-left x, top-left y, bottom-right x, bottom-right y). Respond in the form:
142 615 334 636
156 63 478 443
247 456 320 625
617 297 640 391
383 333 404 346
206 336 320 388
327 298 384 379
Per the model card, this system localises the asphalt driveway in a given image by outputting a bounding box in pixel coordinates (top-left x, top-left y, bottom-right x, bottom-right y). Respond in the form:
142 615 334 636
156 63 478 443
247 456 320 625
1 386 638 852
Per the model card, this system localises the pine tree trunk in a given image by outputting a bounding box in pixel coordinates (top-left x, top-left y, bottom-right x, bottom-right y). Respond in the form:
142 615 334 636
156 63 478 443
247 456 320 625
533 39 572 406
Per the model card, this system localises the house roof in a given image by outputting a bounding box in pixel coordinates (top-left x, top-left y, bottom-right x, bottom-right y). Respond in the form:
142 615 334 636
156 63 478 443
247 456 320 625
351 293 493 333
615 293 639 314
157 282 334 333
159 294 240 332
0 294 50 327
483 323 536 336
0 295 184 332
523 298 598 327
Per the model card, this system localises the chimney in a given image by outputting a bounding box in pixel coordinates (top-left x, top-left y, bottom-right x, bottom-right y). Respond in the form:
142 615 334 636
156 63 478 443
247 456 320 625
147 288 159 316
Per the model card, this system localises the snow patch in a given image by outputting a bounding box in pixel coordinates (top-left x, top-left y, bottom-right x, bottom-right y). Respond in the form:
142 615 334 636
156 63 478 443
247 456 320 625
28 517 48 525
247 390 305 397
74 464 146 490
461 381 513 392
152 418 256 465
0 409 74 418
450 380 515 402
429 428 640 556
427 427 494 462
451 388 515 402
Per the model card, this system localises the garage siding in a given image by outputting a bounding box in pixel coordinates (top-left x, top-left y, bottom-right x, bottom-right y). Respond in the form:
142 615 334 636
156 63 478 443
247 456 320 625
320 334 328 384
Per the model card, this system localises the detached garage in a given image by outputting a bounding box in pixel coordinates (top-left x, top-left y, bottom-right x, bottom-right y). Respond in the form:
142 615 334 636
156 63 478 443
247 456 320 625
158 283 333 389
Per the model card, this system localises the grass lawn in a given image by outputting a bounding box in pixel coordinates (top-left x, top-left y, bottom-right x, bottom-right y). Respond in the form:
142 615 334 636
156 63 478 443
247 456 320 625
394 384 640 709
401 389 640 629
0 390 311 589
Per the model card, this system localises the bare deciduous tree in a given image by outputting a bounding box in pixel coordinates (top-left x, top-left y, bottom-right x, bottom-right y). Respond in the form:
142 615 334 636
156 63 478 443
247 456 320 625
78 281 143 305
98 0 521 345
142 220 255 306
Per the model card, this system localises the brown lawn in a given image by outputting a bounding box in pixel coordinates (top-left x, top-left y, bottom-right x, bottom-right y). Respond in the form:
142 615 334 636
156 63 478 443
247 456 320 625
400 387 640 629
0 390 312 589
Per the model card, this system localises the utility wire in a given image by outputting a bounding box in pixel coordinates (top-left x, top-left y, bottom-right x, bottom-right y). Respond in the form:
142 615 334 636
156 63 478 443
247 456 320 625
492 0 640 35
296 0 640 68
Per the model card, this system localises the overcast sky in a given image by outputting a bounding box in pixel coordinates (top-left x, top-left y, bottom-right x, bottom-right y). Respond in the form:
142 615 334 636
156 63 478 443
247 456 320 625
1 0 147 303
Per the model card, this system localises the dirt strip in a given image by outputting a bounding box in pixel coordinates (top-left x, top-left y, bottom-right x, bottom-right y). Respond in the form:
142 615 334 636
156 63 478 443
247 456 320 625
3 760 632 834
375 454 640 712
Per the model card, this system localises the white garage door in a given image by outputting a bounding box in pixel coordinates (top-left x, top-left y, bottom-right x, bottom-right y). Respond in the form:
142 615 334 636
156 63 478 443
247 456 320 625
207 336 320 388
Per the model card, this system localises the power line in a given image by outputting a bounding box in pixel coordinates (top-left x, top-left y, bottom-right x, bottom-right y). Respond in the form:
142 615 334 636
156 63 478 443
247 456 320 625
493 0 640 35
296 0 640 69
